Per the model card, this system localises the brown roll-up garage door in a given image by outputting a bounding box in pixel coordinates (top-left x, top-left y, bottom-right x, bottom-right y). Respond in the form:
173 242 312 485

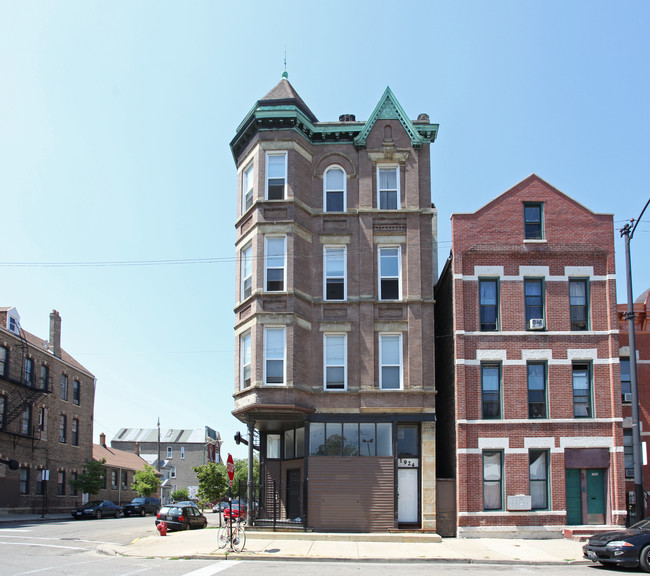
308 457 394 532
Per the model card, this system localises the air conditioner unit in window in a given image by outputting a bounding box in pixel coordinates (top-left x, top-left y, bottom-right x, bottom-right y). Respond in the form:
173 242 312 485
626 469 635 479
528 318 545 330
624 393 632 403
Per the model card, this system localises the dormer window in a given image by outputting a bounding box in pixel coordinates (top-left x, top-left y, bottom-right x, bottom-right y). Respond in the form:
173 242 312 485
7 310 20 334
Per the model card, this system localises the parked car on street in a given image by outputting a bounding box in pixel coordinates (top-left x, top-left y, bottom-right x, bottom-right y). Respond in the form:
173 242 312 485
583 519 650 571
223 502 247 521
71 500 122 519
123 497 160 517
155 505 207 531
212 501 228 513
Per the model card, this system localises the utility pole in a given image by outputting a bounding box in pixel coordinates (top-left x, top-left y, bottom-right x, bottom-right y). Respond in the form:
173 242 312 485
157 417 161 472
620 198 649 523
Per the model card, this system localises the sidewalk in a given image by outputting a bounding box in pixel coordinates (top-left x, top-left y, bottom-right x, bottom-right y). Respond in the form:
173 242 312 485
0 514 589 565
98 528 589 565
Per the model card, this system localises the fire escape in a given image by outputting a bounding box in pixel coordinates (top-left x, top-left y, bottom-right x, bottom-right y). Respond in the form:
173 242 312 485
1 323 52 451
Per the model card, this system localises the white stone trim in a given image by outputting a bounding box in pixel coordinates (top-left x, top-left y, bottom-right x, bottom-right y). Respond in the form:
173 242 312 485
477 437 509 450
524 437 556 449
458 418 622 425
456 329 619 337
559 436 613 449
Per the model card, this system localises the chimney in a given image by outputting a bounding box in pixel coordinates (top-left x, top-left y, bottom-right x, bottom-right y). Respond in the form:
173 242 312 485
49 310 61 358
134 442 140 455
339 114 356 122
99 433 106 447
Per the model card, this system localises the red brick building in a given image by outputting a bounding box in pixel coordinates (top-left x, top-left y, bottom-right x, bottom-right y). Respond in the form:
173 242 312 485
618 288 650 520
230 75 439 532
0 307 95 513
94 434 152 505
436 175 625 537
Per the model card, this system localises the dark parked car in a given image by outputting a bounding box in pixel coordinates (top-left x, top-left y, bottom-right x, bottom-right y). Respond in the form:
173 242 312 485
223 503 247 521
583 519 650 571
155 505 207 531
123 497 160 517
71 500 122 519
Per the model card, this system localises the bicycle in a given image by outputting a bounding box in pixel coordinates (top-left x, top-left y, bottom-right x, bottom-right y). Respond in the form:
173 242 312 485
217 517 246 553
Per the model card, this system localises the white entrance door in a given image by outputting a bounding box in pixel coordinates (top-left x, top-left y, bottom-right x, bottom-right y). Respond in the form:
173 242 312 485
398 468 418 523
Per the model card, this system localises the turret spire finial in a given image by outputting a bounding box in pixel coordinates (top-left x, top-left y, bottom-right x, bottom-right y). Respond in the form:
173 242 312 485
282 48 288 79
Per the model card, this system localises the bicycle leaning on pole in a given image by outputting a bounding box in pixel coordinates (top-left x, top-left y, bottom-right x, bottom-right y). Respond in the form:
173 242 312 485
219 454 246 552
217 516 246 552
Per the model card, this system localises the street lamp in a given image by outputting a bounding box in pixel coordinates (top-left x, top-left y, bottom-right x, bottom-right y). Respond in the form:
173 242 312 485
620 198 649 523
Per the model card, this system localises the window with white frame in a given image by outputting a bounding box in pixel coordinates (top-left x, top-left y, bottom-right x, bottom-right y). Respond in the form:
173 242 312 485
324 333 347 390
242 163 254 211
265 236 286 292
264 326 286 385
379 333 402 390
378 166 399 209
167 446 173 458
170 466 176 478
379 246 401 300
324 246 346 301
241 243 253 300
181 447 185 459
240 331 252 389
266 152 287 200
324 166 345 212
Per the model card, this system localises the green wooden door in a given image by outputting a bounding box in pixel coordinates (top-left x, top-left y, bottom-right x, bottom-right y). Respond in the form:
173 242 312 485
565 469 582 525
586 469 605 524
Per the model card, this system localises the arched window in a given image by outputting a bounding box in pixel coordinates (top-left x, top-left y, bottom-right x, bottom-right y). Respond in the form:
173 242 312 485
324 166 346 212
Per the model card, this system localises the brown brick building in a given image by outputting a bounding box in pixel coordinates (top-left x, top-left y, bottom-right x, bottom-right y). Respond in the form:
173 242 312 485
618 288 650 520
436 175 625 537
230 75 439 532
0 307 95 513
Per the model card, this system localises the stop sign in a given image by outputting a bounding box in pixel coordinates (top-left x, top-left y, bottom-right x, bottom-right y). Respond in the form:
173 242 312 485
226 453 234 486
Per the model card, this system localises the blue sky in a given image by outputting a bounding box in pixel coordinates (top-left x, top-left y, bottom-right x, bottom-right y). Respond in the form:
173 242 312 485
2 1 649 460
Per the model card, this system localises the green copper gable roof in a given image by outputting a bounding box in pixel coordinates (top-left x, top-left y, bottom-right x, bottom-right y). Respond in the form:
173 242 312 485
354 87 437 149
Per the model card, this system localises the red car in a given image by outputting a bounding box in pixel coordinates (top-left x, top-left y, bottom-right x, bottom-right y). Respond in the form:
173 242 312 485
223 503 247 520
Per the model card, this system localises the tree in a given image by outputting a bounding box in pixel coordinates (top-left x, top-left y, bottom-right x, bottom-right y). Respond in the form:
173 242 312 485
171 488 189 502
69 458 106 497
193 462 228 504
131 464 160 497
233 456 259 496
